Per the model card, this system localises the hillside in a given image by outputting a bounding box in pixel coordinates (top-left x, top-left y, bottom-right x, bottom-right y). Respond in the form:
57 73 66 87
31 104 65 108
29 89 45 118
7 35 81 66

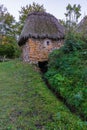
45 36 87 121
0 60 87 130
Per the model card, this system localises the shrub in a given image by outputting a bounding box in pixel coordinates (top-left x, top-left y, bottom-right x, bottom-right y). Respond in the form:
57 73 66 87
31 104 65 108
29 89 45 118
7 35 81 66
0 44 21 58
63 32 86 53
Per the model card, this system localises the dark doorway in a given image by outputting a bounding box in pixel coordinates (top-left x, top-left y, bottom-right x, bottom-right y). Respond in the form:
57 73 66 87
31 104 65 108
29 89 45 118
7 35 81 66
38 61 48 73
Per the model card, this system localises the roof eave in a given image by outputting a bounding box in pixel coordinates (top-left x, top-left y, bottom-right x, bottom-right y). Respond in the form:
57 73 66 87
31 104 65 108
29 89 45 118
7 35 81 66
18 35 65 46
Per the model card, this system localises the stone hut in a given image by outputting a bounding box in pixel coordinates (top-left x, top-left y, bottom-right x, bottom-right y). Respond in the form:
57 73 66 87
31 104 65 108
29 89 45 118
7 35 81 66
18 12 65 63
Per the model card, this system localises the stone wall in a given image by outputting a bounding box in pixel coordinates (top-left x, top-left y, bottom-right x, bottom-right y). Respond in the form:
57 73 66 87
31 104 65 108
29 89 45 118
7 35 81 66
22 38 64 63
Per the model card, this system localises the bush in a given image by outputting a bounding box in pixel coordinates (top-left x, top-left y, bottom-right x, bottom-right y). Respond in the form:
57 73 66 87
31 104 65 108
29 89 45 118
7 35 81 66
63 32 86 53
0 44 21 58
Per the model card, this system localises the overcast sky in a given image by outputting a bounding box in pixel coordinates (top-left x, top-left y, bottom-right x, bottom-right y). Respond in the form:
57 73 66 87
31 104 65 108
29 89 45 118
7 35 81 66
0 0 87 21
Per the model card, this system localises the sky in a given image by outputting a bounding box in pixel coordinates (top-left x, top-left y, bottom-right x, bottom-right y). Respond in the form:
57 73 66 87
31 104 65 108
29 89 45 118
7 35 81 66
0 0 87 22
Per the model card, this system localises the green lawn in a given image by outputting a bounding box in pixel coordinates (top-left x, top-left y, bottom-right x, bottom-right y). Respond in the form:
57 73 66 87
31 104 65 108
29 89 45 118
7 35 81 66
0 60 86 130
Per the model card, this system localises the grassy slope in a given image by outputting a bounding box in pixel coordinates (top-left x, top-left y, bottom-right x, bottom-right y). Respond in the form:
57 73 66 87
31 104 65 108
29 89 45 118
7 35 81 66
0 60 86 130
45 46 87 120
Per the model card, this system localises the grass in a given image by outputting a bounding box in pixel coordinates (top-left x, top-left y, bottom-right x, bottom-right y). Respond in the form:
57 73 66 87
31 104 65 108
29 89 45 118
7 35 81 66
45 48 87 120
0 60 87 130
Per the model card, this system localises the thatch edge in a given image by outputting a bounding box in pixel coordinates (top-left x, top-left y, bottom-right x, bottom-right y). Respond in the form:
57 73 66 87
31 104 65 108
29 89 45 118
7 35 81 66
18 35 65 46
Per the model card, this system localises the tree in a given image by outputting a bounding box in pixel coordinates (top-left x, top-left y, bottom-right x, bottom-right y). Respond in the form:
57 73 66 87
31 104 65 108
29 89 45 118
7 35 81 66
0 4 7 44
65 4 81 31
18 2 46 35
0 4 7 23
59 19 66 27
0 4 18 45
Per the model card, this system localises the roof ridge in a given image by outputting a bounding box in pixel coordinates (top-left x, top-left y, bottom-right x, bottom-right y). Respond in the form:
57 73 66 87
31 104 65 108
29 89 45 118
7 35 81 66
27 11 54 17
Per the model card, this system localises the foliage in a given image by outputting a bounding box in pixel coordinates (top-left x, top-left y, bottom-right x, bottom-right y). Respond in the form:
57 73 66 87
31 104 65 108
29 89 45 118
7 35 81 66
18 2 46 34
65 4 81 31
0 43 20 58
45 34 87 120
0 60 87 129
0 4 21 58
59 19 66 27
0 4 7 24
4 13 19 42
63 32 85 53
0 4 18 45
0 4 7 44
0 44 14 58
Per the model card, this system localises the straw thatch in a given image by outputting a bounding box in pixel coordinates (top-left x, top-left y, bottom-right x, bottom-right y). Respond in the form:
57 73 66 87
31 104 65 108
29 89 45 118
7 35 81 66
18 12 65 46
77 16 87 33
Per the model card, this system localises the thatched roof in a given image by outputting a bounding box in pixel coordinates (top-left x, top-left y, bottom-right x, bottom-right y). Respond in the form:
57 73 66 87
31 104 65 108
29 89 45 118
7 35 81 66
77 16 87 33
18 12 65 46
